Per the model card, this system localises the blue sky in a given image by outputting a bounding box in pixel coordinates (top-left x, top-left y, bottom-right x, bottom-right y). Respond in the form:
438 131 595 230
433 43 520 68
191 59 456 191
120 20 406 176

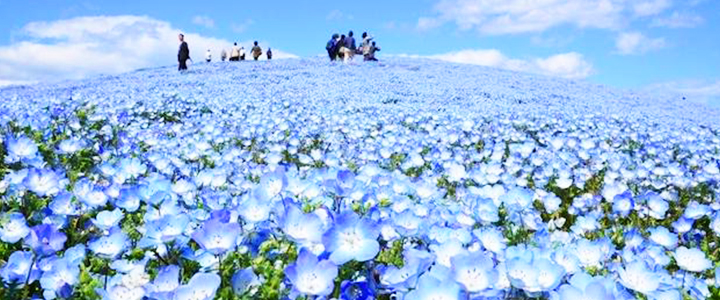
1 0 719 104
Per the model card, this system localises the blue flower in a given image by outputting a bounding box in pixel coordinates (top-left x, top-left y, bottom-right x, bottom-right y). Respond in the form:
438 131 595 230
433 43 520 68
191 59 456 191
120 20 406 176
322 211 380 265
5 135 38 163
39 257 79 300
557 273 611 300
88 228 129 259
237 188 272 223
174 272 221 300
0 251 38 285
674 246 712 273
281 202 325 245
24 168 66 197
404 271 462 300
0 212 30 243
191 217 241 255
92 209 124 231
612 191 634 217
340 279 374 300
617 261 659 295
231 267 260 295
25 224 67 256
648 226 678 249
450 250 497 292
146 265 180 299
285 248 338 297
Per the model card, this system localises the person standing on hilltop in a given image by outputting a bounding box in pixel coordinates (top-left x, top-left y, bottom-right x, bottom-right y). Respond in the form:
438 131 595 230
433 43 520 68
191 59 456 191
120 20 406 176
336 35 346 61
326 34 339 61
240 46 246 61
205 49 212 63
252 41 263 61
178 33 190 71
343 31 356 62
230 43 240 61
361 32 374 60
220 49 227 61
267 48 273 60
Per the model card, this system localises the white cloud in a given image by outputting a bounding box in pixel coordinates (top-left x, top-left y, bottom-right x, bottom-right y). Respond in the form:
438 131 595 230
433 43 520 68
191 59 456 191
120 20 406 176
633 0 673 17
418 0 679 35
231 19 254 33
651 11 704 28
615 32 666 55
644 79 720 106
326 10 353 21
411 49 593 79
192 15 215 29
0 15 297 84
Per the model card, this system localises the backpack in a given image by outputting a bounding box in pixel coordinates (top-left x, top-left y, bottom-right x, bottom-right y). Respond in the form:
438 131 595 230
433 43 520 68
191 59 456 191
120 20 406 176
326 40 335 51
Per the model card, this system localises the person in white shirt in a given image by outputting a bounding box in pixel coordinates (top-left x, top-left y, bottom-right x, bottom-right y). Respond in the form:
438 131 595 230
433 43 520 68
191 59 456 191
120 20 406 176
230 43 240 61
239 46 246 61
205 49 212 63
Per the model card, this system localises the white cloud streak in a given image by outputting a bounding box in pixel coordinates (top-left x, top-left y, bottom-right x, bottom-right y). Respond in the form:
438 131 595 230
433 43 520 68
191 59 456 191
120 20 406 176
0 15 297 85
192 15 215 29
399 49 594 79
615 32 666 55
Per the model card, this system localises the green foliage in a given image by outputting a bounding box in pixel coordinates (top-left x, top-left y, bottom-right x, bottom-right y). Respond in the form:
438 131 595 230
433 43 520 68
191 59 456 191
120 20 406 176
376 239 404 268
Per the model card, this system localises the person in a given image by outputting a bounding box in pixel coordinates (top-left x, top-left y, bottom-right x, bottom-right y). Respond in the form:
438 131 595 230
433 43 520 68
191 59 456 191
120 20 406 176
177 33 190 71
252 41 262 61
361 32 373 59
343 31 356 62
336 35 346 61
240 46 246 61
267 48 273 60
220 49 227 61
230 43 240 61
326 34 339 61
367 41 380 61
205 49 212 63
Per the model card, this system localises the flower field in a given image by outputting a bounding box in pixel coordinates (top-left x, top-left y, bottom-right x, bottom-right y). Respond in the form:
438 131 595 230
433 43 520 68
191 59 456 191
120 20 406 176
1 58 720 299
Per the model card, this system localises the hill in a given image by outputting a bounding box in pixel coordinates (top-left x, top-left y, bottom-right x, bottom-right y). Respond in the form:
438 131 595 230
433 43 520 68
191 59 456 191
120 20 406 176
1 58 719 299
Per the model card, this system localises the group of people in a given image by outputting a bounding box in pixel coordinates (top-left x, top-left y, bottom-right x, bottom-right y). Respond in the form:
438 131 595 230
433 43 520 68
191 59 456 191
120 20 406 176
177 34 273 71
218 41 271 62
326 31 380 62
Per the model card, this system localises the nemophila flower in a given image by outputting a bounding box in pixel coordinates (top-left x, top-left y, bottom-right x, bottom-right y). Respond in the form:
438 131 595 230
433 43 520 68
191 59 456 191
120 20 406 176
1 251 38 285
57 137 85 154
237 188 273 223
405 271 462 300
322 211 380 264
617 261 659 296
49 192 79 216
146 265 180 299
684 201 710 220
39 257 79 300
644 192 669 219
92 208 124 231
25 224 67 256
674 247 712 273
98 284 146 300
281 202 325 246
672 217 694 234
648 227 678 249
5 135 38 163
572 239 605 268
174 272 221 300
116 186 141 212
231 267 260 296
63 244 86 267
556 273 612 300
88 228 129 259
24 168 67 197
0 212 30 243
381 248 435 291
285 248 338 297
612 191 634 217
450 250 497 292
500 187 534 211
430 239 466 268
118 157 147 178
339 279 373 300
191 217 241 255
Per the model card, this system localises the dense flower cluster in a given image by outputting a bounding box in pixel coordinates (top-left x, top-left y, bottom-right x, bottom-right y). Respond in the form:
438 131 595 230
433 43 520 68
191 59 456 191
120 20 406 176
1 58 720 300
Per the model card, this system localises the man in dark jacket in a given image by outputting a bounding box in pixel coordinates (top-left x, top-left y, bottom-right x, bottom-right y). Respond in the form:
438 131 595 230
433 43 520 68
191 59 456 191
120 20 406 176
267 48 273 60
178 34 190 71
326 34 338 61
